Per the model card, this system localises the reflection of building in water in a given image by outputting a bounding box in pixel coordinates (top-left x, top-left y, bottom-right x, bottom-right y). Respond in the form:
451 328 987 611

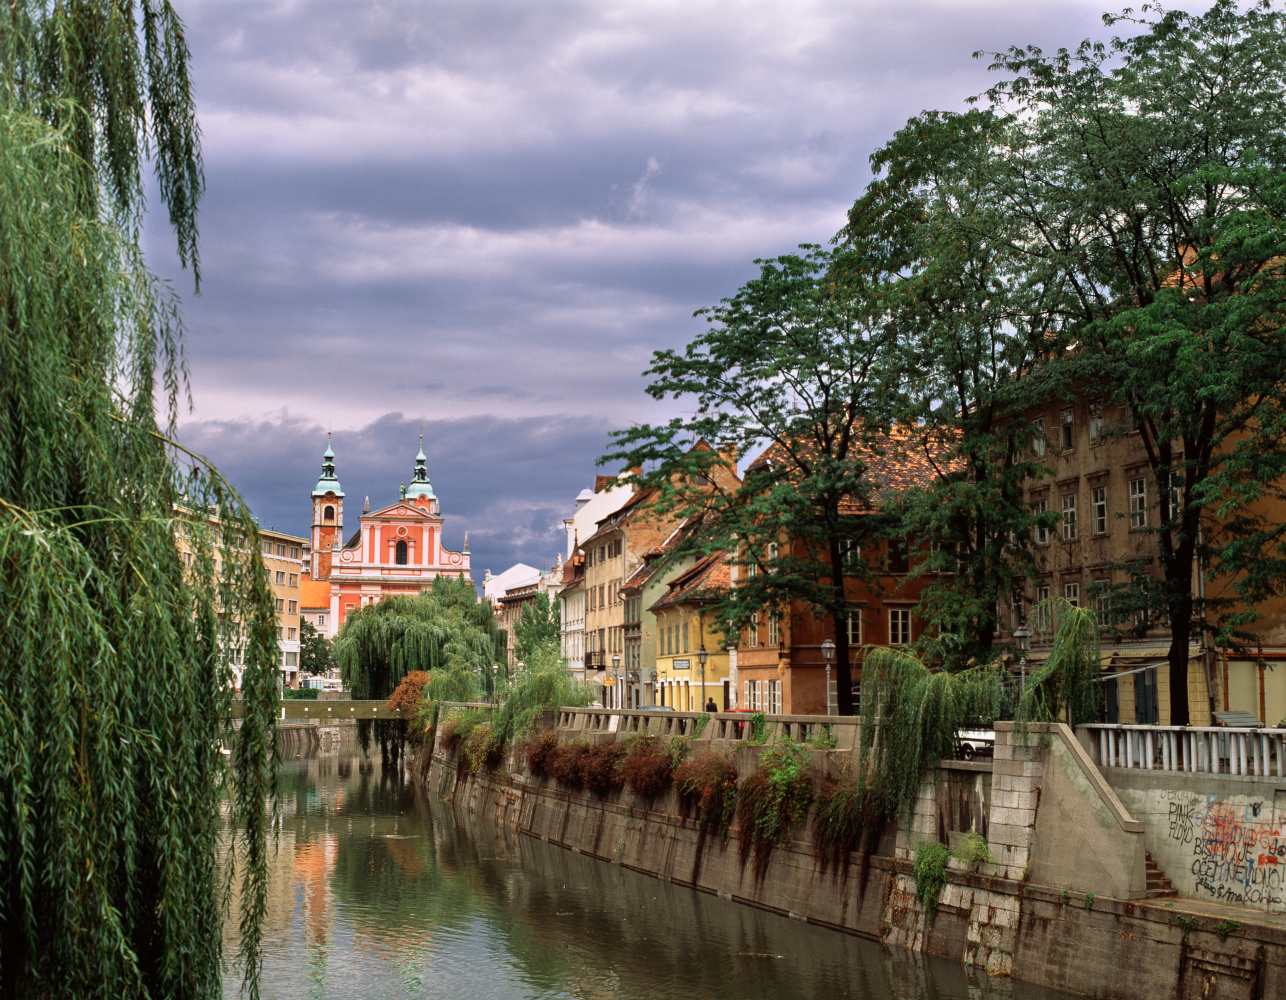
293 834 338 947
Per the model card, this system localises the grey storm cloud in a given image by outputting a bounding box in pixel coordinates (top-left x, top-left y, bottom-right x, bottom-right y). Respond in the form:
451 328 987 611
159 0 1144 578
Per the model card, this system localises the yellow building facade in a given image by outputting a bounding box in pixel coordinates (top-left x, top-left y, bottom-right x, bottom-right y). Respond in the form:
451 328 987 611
651 554 734 711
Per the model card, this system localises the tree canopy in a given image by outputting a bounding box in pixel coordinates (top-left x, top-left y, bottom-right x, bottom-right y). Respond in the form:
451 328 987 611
971 0 1286 722
606 243 901 713
514 592 561 667
1 3 276 996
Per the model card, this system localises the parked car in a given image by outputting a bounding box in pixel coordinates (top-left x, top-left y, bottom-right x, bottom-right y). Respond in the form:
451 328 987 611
956 729 995 760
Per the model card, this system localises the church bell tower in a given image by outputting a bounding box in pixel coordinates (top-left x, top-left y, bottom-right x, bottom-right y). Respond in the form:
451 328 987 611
310 434 344 578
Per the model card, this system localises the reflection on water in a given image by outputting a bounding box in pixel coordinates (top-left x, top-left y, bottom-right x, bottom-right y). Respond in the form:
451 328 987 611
227 752 1077 1000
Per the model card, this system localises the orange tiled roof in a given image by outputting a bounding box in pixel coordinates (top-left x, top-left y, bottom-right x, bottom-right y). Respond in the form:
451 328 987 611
299 574 331 610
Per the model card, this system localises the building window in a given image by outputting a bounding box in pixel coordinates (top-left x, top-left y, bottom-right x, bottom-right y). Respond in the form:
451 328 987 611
323 506 334 522
284 652 297 667
275 571 285 585
1060 408 1075 451
682 620 689 653
1129 478 1147 529
261 539 272 554
1033 497 1050 545
276 544 285 557
395 540 408 565
747 558 757 578
888 608 912 646
840 538 861 570
290 545 300 559
1089 408 1105 442
770 681 782 715
288 600 297 614
1093 581 1112 624
767 541 778 564
275 598 284 613
767 612 779 647
1031 419 1047 456
885 538 909 574
1035 584 1052 631
599 584 605 608
749 612 760 647
1063 582 1080 607
847 609 861 645
1061 492 1078 541
287 627 296 640
1092 486 1108 535
289 574 299 587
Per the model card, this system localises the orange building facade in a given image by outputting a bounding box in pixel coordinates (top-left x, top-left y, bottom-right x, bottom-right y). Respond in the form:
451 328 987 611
303 436 472 638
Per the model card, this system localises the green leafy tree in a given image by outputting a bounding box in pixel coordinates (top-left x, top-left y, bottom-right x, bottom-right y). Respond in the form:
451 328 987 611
977 0 1286 724
847 109 1053 668
514 592 560 666
299 619 335 676
606 244 897 714
0 4 277 997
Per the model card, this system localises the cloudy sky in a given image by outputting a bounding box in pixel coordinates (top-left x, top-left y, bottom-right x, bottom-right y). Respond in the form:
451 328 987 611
158 0 1138 581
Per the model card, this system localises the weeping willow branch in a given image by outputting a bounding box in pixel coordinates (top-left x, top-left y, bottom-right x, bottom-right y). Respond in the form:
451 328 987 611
857 647 1007 823
1015 598 1101 729
1 7 278 998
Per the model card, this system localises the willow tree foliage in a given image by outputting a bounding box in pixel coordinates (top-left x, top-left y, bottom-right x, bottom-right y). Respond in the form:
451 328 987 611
856 650 1007 822
0 4 278 998
335 578 504 700
1015 601 1103 728
492 641 592 744
975 0 1286 724
605 244 898 714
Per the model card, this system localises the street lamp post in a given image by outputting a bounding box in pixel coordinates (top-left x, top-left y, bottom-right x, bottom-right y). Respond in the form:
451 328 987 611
1012 626 1030 697
612 654 622 710
491 662 500 709
820 638 835 716
697 646 709 712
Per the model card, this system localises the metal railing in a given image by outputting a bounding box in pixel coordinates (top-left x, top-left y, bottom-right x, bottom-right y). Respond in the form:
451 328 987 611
1079 723 1286 777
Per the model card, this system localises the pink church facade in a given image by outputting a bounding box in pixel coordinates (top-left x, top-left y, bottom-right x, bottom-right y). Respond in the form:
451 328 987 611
303 436 472 638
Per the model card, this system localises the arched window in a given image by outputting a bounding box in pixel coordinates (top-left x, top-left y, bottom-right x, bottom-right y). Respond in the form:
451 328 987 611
395 540 408 565
323 505 334 522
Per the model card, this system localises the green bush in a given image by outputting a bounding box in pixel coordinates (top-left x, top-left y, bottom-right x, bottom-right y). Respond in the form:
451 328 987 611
952 832 990 868
735 741 814 881
913 841 950 923
284 687 320 700
805 723 837 749
462 721 505 774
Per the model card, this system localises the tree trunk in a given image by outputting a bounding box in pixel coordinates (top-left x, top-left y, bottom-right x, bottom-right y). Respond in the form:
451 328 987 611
828 536 853 715
1167 592 1193 727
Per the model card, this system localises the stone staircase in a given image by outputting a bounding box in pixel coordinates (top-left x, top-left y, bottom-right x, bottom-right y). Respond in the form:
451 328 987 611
1145 853 1177 898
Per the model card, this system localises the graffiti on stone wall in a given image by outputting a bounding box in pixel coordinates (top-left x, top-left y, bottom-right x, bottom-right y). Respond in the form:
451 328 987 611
1164 791 1284 908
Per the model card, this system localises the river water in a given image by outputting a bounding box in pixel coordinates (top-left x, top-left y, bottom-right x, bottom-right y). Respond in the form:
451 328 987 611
229 750 1078 1000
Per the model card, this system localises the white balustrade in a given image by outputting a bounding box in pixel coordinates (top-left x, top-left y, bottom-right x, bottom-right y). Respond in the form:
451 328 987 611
1080 723 1286 777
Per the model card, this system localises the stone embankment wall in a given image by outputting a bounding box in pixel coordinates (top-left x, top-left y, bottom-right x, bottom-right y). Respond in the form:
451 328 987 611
1107 769 1285 914
422 710 1285 999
